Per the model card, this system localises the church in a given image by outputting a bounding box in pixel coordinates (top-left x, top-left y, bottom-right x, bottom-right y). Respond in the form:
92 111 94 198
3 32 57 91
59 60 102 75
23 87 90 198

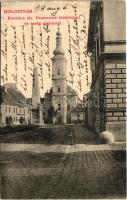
1 28 84 126
32 27 84 125
51 27 68 124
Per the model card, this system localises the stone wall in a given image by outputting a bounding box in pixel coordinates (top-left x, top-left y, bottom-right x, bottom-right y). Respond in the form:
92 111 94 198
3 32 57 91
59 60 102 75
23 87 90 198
104 62 126 141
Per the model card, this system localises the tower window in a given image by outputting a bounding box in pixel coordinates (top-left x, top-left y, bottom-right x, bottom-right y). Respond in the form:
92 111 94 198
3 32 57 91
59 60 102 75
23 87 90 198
58 87 60 92
77 113 80 118
67 105 70 111
58 104 61 111
57 68 60 75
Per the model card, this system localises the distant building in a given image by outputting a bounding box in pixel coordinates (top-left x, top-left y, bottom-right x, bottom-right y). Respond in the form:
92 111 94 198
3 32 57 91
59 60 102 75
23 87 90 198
71 104 85 124
86 1 126 141
67 86 79 110
67 86 84 123
1 83 32 126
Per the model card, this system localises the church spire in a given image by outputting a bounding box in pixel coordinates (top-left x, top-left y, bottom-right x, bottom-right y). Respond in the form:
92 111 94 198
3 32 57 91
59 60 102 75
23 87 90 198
53 26 65 56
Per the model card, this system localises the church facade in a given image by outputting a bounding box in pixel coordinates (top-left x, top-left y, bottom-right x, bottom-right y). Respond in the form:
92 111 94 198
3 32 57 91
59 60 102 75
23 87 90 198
1 28 84 127
39 28 84 125
51 28 67 124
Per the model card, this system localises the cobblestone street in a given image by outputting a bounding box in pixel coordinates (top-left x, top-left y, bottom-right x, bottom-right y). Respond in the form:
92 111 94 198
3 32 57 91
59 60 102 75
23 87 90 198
0 125 126 199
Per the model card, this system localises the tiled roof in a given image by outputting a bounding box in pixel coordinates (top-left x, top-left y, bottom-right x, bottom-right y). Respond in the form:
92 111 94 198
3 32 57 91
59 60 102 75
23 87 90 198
3 87 30 107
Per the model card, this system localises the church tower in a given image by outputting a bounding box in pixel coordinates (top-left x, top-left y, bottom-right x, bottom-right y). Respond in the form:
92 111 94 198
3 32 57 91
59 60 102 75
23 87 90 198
52 27 67 124
32 67 40 109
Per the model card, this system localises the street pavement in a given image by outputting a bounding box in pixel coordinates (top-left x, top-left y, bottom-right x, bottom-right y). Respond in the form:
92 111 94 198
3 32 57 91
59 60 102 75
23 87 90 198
0 125 126 199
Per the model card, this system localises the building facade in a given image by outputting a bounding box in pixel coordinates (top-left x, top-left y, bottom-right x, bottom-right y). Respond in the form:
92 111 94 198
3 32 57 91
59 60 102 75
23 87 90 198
1 83 32 126
87 0 126 141
52 28 67 124
42 86 84 124
71 104 85 124
67 86 84 123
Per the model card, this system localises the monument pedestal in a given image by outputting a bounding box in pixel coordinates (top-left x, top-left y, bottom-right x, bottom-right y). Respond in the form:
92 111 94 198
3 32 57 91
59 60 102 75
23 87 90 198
32 105 45 126
39 105 44 126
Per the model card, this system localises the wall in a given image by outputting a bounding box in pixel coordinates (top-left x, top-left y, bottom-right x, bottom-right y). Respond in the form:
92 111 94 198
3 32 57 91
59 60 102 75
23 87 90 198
71 111 84 123
87 0 126 141
103 0 126 42
2 104 31 125
104 61 126 141
67 95 78 110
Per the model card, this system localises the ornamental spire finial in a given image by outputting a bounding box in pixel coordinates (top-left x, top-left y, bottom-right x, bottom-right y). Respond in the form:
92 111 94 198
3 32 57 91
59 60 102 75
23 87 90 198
53 26 65 56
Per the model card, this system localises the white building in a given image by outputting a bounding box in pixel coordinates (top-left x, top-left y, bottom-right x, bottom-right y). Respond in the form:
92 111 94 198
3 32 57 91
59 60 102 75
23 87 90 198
1 83 32 126
71 104 85 124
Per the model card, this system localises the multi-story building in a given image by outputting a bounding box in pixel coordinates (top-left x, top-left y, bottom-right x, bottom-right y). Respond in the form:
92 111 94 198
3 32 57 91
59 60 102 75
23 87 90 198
1 83 32 126
87 0 126 141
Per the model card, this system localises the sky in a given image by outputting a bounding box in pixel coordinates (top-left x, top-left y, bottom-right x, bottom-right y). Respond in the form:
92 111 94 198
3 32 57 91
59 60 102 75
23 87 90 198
1 0 91 100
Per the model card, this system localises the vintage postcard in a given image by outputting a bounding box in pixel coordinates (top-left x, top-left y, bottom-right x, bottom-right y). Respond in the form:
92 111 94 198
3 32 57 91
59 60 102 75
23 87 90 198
0 0 126 199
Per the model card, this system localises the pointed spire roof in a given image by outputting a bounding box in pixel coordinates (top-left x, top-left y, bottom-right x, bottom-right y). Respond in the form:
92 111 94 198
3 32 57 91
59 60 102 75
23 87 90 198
53 26 65 56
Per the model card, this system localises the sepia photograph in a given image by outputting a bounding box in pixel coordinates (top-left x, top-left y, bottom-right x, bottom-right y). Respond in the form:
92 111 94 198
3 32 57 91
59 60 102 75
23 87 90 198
0 0 126 199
